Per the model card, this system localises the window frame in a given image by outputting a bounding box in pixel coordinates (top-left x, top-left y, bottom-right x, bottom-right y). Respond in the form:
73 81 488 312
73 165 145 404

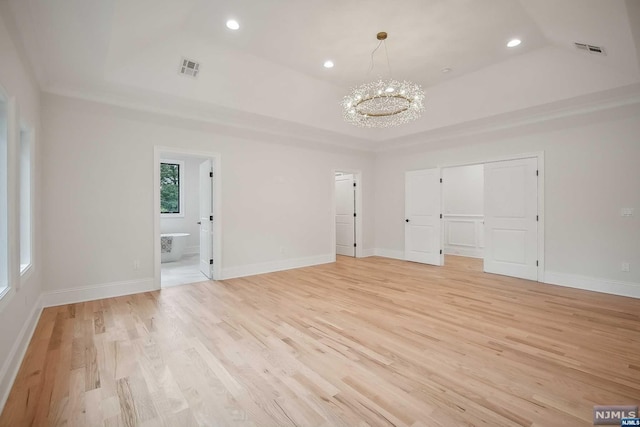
160 159 185 218
0 87 14 309
19 126 34 278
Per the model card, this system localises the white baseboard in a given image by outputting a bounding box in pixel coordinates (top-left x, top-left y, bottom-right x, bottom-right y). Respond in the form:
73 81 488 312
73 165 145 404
544 271 640 299
221 254 334 280
444 247 483 258
184 245 199 256
0 294 43 413
360 248 376 258
373 248 406 260
42 277 158 307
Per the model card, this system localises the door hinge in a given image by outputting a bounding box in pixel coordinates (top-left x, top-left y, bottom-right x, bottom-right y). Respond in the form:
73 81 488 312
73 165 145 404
353 213 356 217
536 215 539 221
536 260 539 266
209 171 213 178
440 213 443 219
209 215 213 221
354 243 357 247
353 182 356 187
536 170 538 176
209 259 213 265
440 249 443 254
440 178 443 183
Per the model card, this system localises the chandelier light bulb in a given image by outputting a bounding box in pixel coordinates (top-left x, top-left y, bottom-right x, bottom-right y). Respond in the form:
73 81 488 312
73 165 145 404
226 19 240 30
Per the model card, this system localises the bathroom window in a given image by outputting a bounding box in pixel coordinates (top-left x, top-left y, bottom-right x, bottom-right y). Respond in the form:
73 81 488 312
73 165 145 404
160 160 184 217
20 127 33 275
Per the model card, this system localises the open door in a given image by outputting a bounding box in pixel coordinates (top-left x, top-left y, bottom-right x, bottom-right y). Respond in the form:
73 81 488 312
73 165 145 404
199 159 214 279
405 168 442 265
484 158 538 280
335 174 355 256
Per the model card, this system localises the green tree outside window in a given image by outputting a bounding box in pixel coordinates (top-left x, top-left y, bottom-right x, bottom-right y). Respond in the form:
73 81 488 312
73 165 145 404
160 163 180 213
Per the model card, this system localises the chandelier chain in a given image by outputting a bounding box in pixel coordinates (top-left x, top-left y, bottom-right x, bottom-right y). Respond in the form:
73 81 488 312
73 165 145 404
383 40 392 78
368 40 393 78
368 40 383 74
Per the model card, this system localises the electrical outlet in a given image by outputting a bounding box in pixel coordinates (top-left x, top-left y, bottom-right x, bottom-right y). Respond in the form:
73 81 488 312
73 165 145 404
621 262 630 272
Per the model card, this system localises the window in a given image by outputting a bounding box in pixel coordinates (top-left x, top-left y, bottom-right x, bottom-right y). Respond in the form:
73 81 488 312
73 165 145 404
160 160 184 216
0 95 7 294
20 127 32 274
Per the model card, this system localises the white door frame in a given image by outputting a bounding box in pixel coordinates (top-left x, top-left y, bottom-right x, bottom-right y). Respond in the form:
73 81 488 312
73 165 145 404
439 151 545 282
331 169 363 259
154 146 222 287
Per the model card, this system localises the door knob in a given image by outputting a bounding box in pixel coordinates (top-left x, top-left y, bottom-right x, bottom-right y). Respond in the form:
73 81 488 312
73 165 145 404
405 219 410 222
197 221 201 225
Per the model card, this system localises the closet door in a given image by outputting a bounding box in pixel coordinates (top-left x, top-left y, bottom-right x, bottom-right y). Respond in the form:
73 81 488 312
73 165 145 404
405 169 442 265
484 158 538 280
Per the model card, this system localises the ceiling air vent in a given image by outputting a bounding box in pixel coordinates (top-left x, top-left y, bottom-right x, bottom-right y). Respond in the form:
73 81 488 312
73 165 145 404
179 58 200 78
574 42 606 55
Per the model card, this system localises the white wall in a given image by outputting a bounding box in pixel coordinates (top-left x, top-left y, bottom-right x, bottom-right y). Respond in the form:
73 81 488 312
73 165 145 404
0 6 43 412
442 165 483 215
160 154 201 254
375 102 640 296
41 94 376 294
442 165 484 258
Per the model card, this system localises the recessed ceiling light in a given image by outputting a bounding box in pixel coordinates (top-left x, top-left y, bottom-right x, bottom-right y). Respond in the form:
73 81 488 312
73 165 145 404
323 60 334 68
507 39 521 48
226 19 240 30
441 67 452 73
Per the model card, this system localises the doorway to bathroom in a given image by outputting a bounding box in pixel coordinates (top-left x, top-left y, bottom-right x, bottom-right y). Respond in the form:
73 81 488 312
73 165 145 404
154 147 221 288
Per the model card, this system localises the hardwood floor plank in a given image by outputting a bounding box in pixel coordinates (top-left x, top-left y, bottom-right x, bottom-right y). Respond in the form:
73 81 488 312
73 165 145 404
2 255 639 426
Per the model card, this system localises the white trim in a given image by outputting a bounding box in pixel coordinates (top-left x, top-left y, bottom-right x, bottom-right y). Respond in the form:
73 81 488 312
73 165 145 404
3 97 18 294
18 125 34 281
331 169 364 258
544 271 640 299
361 248 376 257
154 146 222 287
444 247 484 258
184 245 199 255
0 286 15 313
41 278 157 307
0 294 43 413
374 248 406 260
221 254 333 280
375 83 640 153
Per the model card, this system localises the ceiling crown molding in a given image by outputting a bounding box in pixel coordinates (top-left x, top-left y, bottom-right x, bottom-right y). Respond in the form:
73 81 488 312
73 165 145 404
376 82 640 153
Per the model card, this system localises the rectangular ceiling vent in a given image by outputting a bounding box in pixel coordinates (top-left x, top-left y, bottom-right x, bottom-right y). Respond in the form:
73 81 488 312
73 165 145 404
179 58 200 78
574 42 606 55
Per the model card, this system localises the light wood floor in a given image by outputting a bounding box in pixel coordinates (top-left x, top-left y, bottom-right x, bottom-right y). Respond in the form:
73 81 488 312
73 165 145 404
2 256 639 426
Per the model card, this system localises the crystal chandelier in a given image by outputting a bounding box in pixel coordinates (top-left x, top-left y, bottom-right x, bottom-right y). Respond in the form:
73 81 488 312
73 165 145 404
343 32 425 128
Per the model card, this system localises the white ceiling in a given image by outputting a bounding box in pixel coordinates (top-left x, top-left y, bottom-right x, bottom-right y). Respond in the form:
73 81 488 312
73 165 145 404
6 0 640 149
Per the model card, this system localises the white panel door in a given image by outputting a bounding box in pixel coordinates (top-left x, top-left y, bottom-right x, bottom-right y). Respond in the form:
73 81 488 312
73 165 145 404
199 160 214 279
405 169 442 265
484 158 538 280
335 174 355 256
